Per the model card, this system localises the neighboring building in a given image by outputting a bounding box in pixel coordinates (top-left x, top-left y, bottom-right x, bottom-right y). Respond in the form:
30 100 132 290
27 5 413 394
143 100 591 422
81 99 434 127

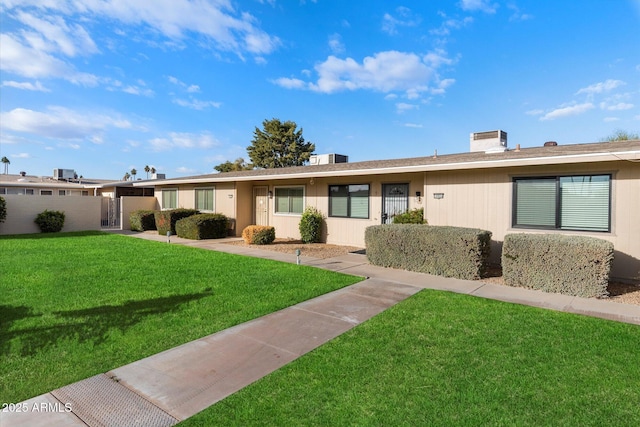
139 138 640 281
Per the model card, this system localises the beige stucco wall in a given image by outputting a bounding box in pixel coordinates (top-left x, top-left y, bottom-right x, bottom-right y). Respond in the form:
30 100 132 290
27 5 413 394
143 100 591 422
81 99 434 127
0 194 102 235
121 196 159 230
424 161 640 281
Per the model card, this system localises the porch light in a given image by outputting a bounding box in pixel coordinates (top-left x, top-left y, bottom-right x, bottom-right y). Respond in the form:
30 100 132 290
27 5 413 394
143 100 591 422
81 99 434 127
415 191 422 202
268 190 273 199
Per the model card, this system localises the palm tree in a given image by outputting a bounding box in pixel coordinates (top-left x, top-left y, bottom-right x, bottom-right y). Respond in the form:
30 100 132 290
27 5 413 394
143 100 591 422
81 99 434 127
150 167 156 175
144 165 150 179
131 168 137 180
123 172 131 181
1 156 9 174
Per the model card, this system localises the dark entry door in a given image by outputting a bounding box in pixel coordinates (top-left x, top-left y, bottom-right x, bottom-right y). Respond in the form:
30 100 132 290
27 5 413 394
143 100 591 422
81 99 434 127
382 183 409 224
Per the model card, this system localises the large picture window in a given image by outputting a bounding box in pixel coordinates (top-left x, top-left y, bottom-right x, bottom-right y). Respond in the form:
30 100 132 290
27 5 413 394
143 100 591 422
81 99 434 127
329 184 370 218
162 189 177 209
513 175 611 232
275 187 304 214
195 188 214 211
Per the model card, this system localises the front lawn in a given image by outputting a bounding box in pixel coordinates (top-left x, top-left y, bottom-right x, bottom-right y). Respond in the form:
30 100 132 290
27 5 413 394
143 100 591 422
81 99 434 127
183 290 640 426
0 231 361 403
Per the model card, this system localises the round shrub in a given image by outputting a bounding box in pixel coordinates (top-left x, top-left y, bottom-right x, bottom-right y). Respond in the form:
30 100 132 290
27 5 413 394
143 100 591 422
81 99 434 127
242 225 276 245
299 206 323 243
35 210 65 233
176 213 228 240
392 208 427 224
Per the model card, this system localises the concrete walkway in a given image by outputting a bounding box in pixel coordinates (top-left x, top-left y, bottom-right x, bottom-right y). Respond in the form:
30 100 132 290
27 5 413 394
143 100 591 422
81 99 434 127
3 232 640 426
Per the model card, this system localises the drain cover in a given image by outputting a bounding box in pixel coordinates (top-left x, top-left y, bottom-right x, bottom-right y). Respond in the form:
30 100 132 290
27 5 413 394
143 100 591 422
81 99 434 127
51 374 178 427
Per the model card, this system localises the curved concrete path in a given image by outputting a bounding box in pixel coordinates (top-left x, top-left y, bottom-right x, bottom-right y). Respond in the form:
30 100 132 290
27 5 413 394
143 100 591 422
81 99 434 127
3 231 639 426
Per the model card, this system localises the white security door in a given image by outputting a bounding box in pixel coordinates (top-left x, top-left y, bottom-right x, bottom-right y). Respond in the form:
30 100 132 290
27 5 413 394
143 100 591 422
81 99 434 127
253 186 269 225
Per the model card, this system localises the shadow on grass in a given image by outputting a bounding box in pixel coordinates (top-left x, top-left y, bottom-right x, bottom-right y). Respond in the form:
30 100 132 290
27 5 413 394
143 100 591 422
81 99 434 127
1 289 213 357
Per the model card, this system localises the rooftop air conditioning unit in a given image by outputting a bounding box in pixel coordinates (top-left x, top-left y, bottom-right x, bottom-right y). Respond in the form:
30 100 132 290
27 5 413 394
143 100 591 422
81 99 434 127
53 168 76 180
151 173 166 180
470 130 508 153
309 154 348 165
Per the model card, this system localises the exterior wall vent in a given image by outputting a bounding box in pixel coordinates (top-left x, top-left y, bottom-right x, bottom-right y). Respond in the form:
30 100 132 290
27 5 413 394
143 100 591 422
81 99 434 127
309 154 349 165
470 130 508 153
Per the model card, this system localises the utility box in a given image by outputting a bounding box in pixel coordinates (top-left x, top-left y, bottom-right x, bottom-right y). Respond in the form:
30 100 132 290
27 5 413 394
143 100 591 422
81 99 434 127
309 154 348 165
53 168 76 180
470 130 508 153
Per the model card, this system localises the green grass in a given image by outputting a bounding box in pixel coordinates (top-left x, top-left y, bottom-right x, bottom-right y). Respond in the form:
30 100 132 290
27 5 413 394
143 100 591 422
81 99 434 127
182 290 640 427
0 231 361 403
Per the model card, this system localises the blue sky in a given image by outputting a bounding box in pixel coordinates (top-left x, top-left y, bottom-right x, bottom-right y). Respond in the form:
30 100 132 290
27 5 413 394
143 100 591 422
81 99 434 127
1 0 639 180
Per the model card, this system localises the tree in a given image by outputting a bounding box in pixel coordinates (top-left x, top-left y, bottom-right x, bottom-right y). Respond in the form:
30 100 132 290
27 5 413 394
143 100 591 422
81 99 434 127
1 156 9 174
144 165 150 179
150 167 156 174
601 129 640 142
247 118 315 168
123 172 131 181
214 157 253 173
131 168 137 180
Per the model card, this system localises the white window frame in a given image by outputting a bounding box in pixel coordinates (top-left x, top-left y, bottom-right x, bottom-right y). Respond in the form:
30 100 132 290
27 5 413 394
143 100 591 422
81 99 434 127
58 190 67 196
328 184 370 219
195 187 215 212
25 188 34 195
274 186 305 215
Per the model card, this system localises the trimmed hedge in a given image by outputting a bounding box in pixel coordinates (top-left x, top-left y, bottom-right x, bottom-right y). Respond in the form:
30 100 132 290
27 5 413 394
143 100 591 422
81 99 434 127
130 210 157 231
154 209 199 235
242 225 276 245
0 196 6 223
34 210 65 233
502 233 614 298
299 207 323 243
365 224 492 280
392 208 427 224
176 213 229 240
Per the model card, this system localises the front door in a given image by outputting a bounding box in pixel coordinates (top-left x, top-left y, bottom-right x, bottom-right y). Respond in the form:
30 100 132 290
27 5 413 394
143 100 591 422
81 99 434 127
382 183 409 224
253 186 269 225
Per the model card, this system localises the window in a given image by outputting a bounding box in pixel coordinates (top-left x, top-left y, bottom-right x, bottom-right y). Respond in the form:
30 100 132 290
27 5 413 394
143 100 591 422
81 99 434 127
41 190 53 196
25 189 34 195
195 188 214 211
513 175 611 232
0 188 6 194
59 190 67 196
329 184 370 218
162 189 177 209
82 190 89 196
275 187 304 214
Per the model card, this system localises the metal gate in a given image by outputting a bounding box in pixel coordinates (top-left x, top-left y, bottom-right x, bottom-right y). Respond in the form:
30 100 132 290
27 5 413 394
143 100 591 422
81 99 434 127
253 186 269 226
101 197 121 229
382 183 409 224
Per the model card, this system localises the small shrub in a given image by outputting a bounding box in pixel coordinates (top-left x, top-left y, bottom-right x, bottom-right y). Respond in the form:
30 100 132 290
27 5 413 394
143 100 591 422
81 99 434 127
176 213 228 240
154 209 199 235
242 225 276 245
365 224 492 280
0 196 6 223
34 210 65 233
130 210 157 231
392 208 427 224
299 206 324 243
502 233 614 298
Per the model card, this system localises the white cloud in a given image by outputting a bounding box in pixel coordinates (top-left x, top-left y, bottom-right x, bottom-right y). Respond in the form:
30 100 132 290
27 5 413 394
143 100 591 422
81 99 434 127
1 80 50 91
12 153 31 159
271 77 307 89
0 33 98 85
173 98 222 110
328 33 345 54
149 132 220 151
176 166 197 174
507 4 534 21
540 103 594 121
0 106 133 141
458 0 498 14
429 16 473 36
396 103 419 113
576 79 625 95
382 6 421 35
600 102 634 111
403 123 423 128
603 117 620 122
3 0 280 57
